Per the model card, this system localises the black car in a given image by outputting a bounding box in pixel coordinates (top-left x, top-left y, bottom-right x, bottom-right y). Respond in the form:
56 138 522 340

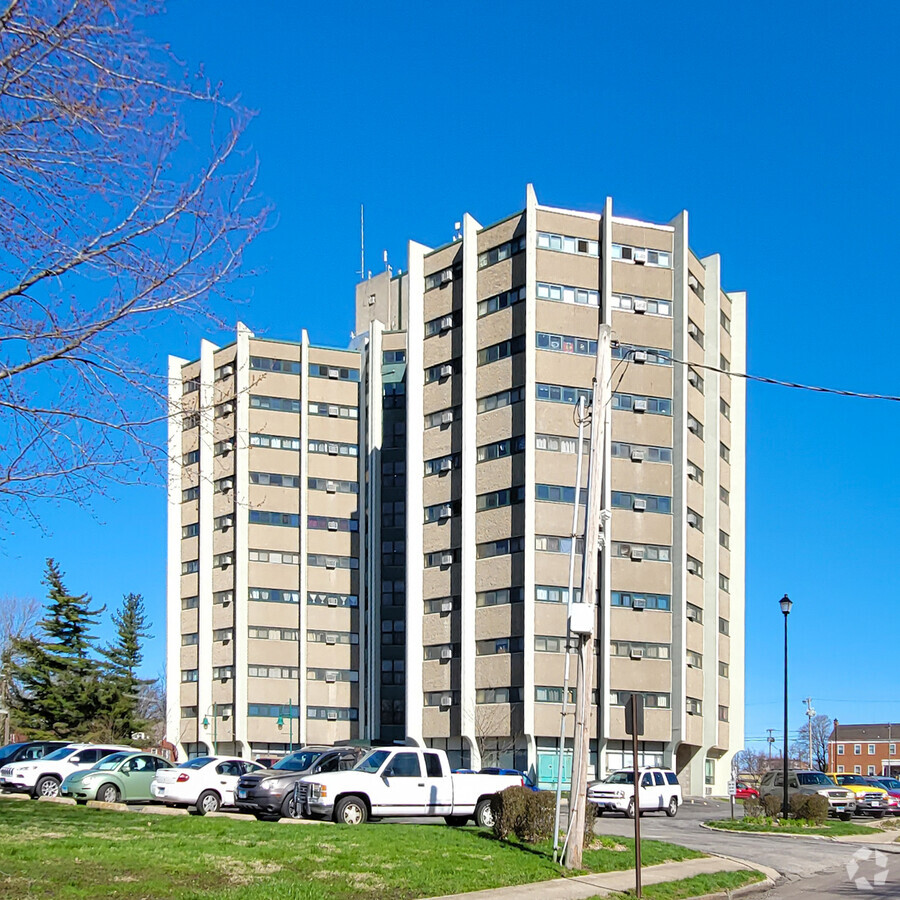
0 741 69 775
235 746 365 820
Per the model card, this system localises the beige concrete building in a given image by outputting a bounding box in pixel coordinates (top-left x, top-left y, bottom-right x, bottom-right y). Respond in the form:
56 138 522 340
167 185 745 795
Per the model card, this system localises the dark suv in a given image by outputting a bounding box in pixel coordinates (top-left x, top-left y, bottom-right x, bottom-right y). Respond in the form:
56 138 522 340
235 746 365 820
758 769 856 820
0 741 69 775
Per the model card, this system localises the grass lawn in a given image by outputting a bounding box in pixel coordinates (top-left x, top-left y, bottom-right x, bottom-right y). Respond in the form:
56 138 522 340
615 869 765 899
706 817 875 836
0 800 702 900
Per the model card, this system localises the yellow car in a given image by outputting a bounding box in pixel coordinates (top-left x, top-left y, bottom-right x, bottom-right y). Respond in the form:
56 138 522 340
828 773 890 817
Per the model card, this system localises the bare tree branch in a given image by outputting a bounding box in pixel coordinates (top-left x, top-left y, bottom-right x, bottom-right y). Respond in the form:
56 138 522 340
0 0 269 523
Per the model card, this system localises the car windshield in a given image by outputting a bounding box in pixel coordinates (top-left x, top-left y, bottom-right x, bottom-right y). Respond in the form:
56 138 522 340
93 753 130 771
798 772 833 786
880 779 900 790
604 771 635 785
839 775 867 785
42 747 77 762
355 749 390 774
178 757 215 770
272 751 321 772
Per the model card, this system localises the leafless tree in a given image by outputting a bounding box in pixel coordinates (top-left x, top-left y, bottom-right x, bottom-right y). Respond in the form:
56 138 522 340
137 670 166 745
0 0 268 523
0 594 40 741
791 714 832 771
732 748 771 780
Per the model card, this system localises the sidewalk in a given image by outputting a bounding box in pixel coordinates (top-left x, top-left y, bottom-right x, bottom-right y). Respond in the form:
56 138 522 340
424 854 776 900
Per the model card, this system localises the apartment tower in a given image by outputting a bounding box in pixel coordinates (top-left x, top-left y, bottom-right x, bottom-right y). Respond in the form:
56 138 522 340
167 185 745 795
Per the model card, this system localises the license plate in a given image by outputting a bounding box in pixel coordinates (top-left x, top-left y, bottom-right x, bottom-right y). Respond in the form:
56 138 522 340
871 802 881 807
835 806 845 811
237 789 246 799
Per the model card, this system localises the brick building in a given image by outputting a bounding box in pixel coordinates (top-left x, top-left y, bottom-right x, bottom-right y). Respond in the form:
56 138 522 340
828 722 900 776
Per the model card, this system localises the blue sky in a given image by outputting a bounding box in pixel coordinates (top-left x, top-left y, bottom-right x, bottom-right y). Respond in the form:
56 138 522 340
4 1 900 751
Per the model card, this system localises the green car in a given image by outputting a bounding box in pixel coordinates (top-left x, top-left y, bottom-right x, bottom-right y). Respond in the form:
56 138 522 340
61 751 172 804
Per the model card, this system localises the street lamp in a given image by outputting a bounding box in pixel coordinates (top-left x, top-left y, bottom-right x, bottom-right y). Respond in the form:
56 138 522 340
201 710 218 754
276 699 294 752
779 594 792 818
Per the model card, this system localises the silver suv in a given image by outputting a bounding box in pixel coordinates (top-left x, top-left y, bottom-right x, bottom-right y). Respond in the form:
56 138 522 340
587 767 682 818
758 769 855 820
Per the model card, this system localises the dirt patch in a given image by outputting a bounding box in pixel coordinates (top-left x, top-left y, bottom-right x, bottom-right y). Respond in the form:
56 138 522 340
213 857 283 885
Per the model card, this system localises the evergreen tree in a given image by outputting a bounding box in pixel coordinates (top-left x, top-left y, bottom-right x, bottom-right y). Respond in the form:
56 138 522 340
7 560 103 739
99 593 154 741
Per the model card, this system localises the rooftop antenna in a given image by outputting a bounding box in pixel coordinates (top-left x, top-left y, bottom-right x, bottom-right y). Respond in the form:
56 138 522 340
384 249 391 277
453 221 462 242
358 204 365 283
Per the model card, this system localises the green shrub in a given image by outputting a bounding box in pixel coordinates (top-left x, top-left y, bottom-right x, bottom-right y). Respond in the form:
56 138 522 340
518 790 556 844
742 796 762 817
789 792 809 819
805 794 829 825
583 799 597 847
762 793 783 817
490 786 531 840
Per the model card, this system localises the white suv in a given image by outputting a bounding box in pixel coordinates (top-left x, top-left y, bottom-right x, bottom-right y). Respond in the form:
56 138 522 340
587 767 682 818
0 744 134 798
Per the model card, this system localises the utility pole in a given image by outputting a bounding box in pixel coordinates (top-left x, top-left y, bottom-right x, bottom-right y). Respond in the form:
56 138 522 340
563 324 611 870
804 698 816 768
767 729 775 761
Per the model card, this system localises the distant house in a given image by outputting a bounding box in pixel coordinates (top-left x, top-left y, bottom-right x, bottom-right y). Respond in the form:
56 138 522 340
828 722 900 776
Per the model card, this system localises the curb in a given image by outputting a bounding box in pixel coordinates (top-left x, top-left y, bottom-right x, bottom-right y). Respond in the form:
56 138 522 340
140 805 188 815
700 822 829 841
87 800 129 812
37 796 75 805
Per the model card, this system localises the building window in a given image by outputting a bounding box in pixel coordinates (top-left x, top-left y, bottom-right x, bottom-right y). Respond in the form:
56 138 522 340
307 401 358 419
719 661 729 678
538 232 599 257
854 766 861 774
476 537 526 559
250 472 300 488
538 281 600 308
181 669 198 683
181 560 199 575
538 332 599 358
687 367 704 393
425 310 461 336
536 484 588 505
611 491 672 514
250 356 301 374
182 522 199 539
611 442 673 465
249 549 301 564
307 554 358 570
718 706 729 722
478 285 526 317
309 363 360 382
425 360 457 383
425 549 456 568
719 574 730 593
249 510 300 528
212 666 233 681
705 759 715 786
719 617 730 636
536 585 581 605
308 439 358 456
686 556 703 577
425 453 460 475
308 630 359 646
720 354 731 373
477 686 524 703
687 461 703 483
610 691 670 708
687 414 704 438
612 393 672 416
686 602 704 624
720 442 730 463
182 486 200 502
611 343 672 366
425 407 459 429
611 592 671 611
249 395 301 413
476 637 525 656
478 235 526 268
837 765 845 772
719 530 730 549
610 293 671 316
611 542 671 562
477 587 525 607
868 765 876 776
687 508 703 532
720 486 730 505
477 387 526 414
181 633 199 647
308 477 359 494
721 310 731 333
720 398 731 420
183 449 200 466
182 595 199 610
307 517 358 533
611 243 671 267
250 588 300 604
869 744 876 755
307 707 359 721
686 697 702 715
686 650 702 668
181 706 198 718
837 744 844 755
612 641 671 660
536 383 592 406
383 350 406 364
379 660 405 685
307 593 358 608
477 486 525 511
687 319 704 348
536 686 578 704
891 744 896 756
535 535 584 554
479 436 526 462
249 665 299 679
424 596 458 614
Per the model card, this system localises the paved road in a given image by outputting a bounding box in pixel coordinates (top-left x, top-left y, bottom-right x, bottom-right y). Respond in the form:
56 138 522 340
593 799 891 880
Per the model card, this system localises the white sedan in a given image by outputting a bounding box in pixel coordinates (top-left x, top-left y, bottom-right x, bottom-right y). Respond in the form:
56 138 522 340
151 756 264 814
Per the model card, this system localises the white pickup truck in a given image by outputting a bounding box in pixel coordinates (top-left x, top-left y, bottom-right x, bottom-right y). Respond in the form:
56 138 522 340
296 746 523 825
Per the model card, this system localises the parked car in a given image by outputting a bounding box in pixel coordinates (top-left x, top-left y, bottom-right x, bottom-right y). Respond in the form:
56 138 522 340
235 746 366 820
868 776 900 816
734 781 759 800
297 746 523 825
254 757 280 769
587 767 682 818
0 741 70 770
151 756 264 814
0 743 134 798
758 770 855 820
61 751 172 804
828 773 890 818
479 767 539 791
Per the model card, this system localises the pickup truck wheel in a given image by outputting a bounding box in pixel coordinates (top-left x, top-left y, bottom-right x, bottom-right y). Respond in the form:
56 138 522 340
334 795 367 825
474 798 494 828
873 811 885 819
839 812 852 821
445 815 469 827
666 797 678 817
625 798 636 819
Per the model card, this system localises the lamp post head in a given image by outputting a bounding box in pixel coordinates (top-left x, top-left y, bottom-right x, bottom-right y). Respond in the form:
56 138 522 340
276 715 284 730
202 717 209 729
779 594 792 616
